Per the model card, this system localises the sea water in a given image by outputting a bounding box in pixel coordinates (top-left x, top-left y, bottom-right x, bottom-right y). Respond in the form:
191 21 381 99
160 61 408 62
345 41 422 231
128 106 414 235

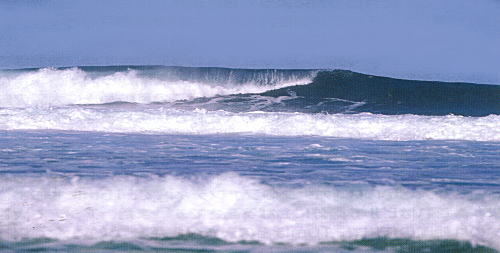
0 66 499 253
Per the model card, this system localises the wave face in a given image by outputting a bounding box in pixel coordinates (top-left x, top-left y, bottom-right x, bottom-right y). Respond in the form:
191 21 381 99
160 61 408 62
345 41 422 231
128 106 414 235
1 173 499 249
259 70 500 116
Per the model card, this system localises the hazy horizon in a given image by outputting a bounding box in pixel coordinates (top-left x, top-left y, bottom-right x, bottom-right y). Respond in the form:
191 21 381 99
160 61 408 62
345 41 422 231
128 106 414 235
1 0 499 84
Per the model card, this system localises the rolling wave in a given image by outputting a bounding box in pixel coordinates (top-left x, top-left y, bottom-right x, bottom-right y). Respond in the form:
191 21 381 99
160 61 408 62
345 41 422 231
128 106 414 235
1 65 498 139
1 173 498 250
1 66 498 117
260 70 500 116
0 66 315 107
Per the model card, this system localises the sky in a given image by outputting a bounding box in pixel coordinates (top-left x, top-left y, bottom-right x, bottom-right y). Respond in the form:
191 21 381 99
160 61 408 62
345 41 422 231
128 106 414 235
0 0 499 83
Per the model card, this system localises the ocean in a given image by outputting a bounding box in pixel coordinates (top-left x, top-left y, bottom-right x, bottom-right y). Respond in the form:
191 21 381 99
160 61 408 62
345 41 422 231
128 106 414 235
0 66 498 253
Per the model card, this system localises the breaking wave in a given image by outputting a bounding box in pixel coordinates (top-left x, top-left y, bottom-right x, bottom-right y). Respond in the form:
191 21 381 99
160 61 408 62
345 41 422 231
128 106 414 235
0 66 315 107
1 66 498 117
0 173 498 250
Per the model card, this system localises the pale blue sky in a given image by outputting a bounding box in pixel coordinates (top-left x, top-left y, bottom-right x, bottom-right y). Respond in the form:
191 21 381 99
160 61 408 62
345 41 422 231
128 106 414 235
1 0 499 83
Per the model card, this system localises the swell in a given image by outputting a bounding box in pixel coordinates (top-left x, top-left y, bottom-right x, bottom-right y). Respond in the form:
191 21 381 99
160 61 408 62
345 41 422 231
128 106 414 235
1 173 499 250
261 70 500 116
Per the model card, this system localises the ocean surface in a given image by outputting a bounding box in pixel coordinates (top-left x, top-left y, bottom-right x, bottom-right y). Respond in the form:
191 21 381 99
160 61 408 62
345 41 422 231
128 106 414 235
0 66 499 253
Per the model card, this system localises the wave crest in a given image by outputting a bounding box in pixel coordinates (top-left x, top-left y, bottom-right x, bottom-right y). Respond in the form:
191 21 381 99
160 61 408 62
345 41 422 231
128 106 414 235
0 67 314 107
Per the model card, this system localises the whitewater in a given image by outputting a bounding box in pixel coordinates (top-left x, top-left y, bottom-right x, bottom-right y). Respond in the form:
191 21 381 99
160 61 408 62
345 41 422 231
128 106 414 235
0 67 315 107
0 66 499 253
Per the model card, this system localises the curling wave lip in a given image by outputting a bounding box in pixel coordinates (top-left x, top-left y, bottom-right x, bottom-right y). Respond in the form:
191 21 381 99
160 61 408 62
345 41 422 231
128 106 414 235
0 67 315 108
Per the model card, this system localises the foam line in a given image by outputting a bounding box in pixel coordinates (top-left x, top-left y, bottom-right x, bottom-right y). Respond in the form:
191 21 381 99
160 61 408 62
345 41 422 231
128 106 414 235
1 107 498 141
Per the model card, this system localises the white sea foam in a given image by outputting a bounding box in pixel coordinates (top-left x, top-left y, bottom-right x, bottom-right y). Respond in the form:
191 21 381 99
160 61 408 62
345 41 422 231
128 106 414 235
0 173 498 249
0 68 311 107
0 107 498 141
